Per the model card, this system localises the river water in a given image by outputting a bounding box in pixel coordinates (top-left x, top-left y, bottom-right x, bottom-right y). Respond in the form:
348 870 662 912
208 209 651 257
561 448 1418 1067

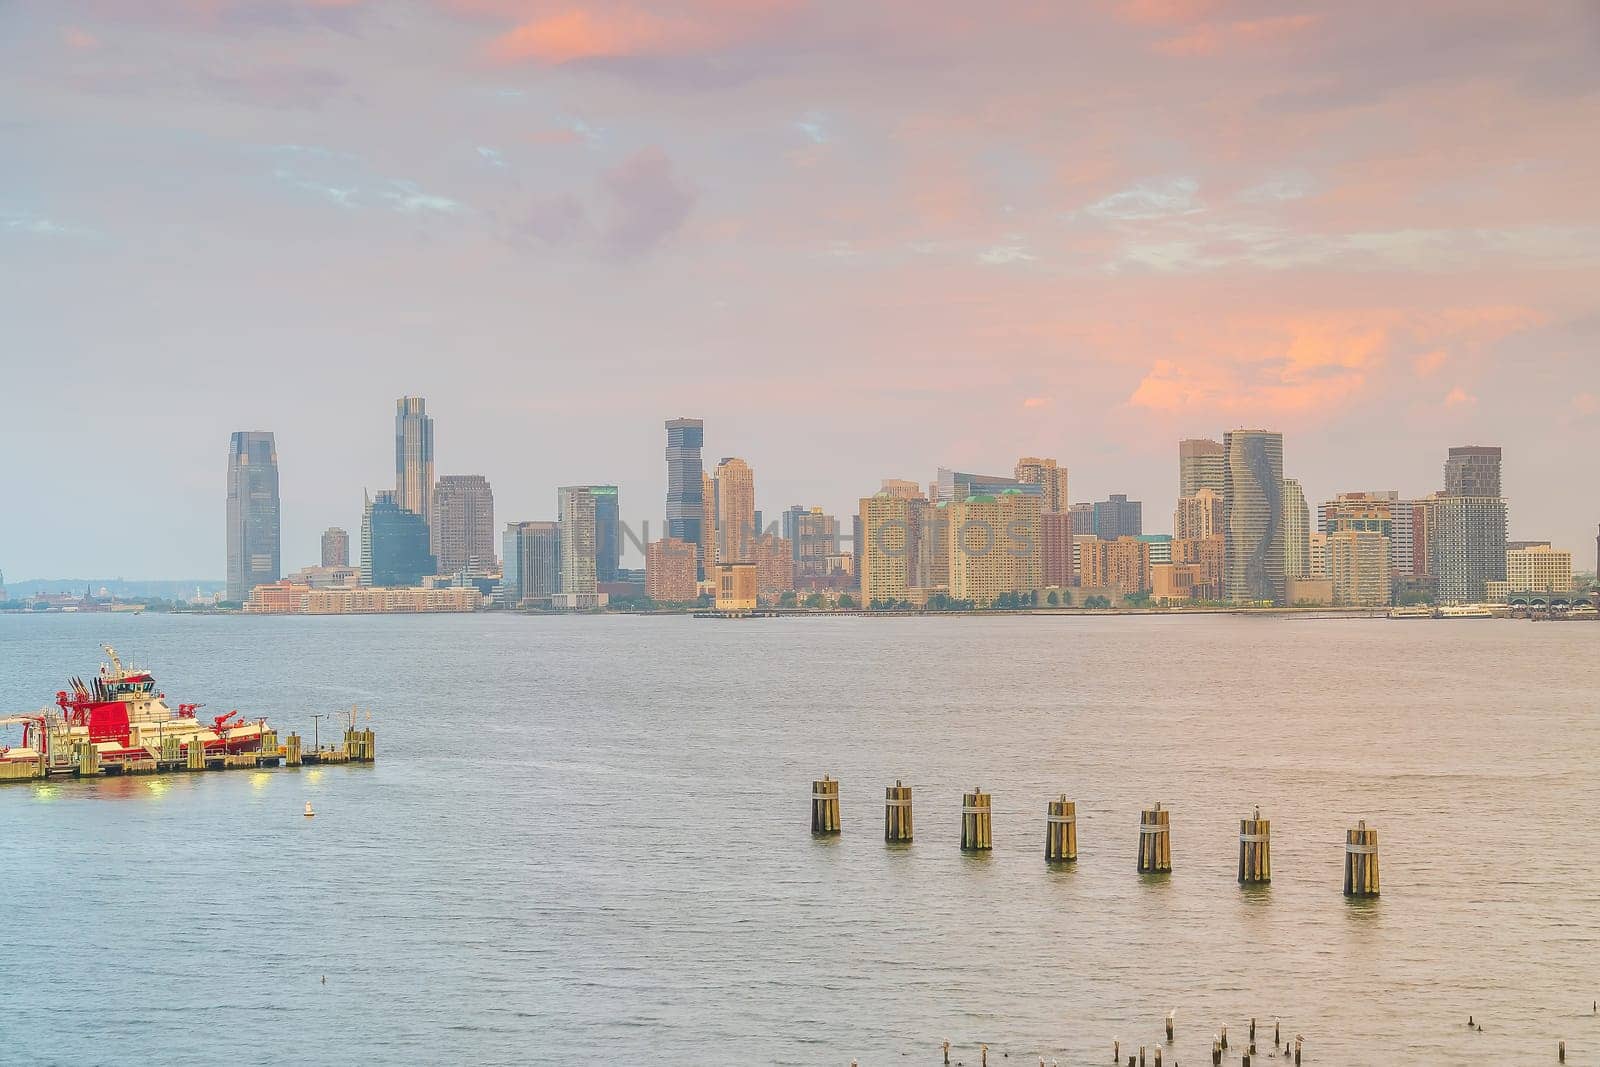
0 612 1596 1065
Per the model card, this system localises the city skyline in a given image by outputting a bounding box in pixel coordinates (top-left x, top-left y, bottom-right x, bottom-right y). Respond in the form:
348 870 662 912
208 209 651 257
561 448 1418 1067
4 3 1598 579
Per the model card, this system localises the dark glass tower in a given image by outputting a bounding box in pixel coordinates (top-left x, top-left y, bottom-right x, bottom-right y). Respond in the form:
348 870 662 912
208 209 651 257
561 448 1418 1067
665 418 704 574
361 490 436 587
226 431 281 602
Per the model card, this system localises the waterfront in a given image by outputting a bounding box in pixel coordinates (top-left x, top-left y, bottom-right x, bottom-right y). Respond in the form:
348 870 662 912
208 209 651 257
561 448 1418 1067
0 613 1596 1065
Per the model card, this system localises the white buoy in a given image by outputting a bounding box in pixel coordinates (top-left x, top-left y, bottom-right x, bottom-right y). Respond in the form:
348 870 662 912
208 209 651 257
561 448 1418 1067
304 800 315 817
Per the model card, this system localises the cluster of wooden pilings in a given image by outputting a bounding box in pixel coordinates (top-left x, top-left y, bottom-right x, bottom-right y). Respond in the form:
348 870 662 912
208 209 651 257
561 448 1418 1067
809 779 1380 896
929 1016 1309 1067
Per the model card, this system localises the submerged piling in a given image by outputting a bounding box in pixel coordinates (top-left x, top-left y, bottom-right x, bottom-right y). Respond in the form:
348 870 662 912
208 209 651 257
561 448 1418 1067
1137 802 1171 873
1045 794 1077 863
885 780 913 843
961 787 992 851
810 776 841 834
1343 819 1380 896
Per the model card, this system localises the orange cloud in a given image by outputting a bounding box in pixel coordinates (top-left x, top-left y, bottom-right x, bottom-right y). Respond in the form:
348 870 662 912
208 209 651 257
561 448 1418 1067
62 26 100 50
483 1 795 63
1412 349 1447 377
1154 13 1320 56
1111 0 1224 27
1443 386 1477 409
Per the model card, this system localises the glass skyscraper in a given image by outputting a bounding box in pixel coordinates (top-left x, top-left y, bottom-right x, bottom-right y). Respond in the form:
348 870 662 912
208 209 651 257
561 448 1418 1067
361 490 435 588
226 431 281 603
395 396 435 529
1223 429 1285 605
665 418 704 574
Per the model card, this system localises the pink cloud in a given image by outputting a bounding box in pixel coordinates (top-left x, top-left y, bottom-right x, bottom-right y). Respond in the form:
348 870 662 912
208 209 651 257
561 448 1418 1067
1443 386 1477 409
1153 13 1321 56
480 1 797 64
62 26 101 50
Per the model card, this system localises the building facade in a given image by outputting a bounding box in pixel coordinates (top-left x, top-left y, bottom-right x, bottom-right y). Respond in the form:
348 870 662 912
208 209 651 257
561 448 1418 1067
430 474 496 574
502 520 560 606
1069 502 1096 536
713 457 756 564
947 490 1042 605
557 486 599 596
1504 543 1572 593
1173 489 1222 541
645 538 699 602
361 490 435 588
1179 437 1225 498
1041 511 1076 588
226 431 281 603
859 492 911 605
784 506 840 580
1329 529 1391 607
1427 495 1507 603
395 397 435 529
1172 536 1224 599
1282 478 1311 580
1014 457 1069 512
1444 445 1502 497
1093 494 1142 540
752 533 795 598
665 418 705 572
1223 429 1286 605
1079 536 1152 595
713 562 758 612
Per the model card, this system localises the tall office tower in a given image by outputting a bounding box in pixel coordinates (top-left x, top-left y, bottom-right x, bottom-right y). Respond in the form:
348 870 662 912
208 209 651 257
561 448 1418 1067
430 475 496 574
361 489 435 588
226 431 281 603
785 506 840 579
665 418 705 570
557 486 599 595
700 471 716 571
1329 530 1392 607
1041 511 1076 587
948 489 1042 605
859 492 911 605
1444 445 1502 498
646 538 699 602
320 527 350 568
502 520 561 606
714 457 756 563
1179 437 1225 498
562 485 620 581
1093 494 1142 540
1282 478 1311 579
1069 502 1096 536
1174 489 1223 541
1427 494 1507 603
1222 429 1286 605
395 397 435 528
1014 457 1069 513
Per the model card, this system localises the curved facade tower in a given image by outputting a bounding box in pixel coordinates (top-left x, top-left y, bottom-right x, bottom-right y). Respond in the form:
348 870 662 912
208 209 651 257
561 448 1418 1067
1223 429 1285 605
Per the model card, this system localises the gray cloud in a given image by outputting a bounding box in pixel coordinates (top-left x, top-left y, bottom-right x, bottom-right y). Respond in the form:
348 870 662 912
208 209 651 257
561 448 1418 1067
599 148 695 257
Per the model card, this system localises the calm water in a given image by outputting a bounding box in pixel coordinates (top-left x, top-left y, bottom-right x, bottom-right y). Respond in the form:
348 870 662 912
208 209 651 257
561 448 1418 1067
1 613 1596 1065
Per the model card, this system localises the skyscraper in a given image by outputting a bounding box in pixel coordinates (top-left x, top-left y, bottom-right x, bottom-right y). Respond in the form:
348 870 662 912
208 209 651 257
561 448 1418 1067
395 397 435 528
320 527 350 568
1092 494 1142 540
714 457 756 563
589 486 620 582
226 431 281 603
1179 438 1225 498
558 486 599 595
1444 445 1502 497
665 418 705 567
502 520 560 607
1428 494 1507 603
1282 478 1310 580
431 474 496 574
1041 511 1075 587
948 489 1042 605
858 492 911 605
1014 457 1069 513
784 506 840 579
700 471 716 572
361 490 435 587
1173 489 1222 541
1223 429 1285 605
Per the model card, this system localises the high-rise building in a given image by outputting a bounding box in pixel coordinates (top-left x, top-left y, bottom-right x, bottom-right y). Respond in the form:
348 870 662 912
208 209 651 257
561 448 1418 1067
1223 429 1285 605
501 521 560 606
1308 532 1329 580
557 486 599 595
1041 511 1076 587
1282 478 1310 580
1069 502 1096 536
395 397 435 528
936 467 1042 502
752 533 795 598
1179 438 1225 498
1504 542 1571 593
645 538 699 602
1329 530 1392 607
665 418 705 571
1093 494 1142 540
714 457 756 563
320 527 350 568
1014 457 1069 513
948 489 1041 605
1427 494 1507 603
1444 445 1502 498
361 490 435 588
1173 536 1225 598
859 492 911 605
785 506 840 579
567 485 620 581
1174 489 1223 541
431 474 496 574
226 431 281 603
1079 536 1152 595
700 471 716 572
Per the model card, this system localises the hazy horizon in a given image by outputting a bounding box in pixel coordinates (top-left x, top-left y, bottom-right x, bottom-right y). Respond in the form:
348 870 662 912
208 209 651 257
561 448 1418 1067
4 0 1597 578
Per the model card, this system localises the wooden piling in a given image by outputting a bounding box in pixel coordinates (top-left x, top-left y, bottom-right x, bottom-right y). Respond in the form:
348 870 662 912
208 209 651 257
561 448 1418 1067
1165 1011 1174 1043
362 728 376 762
285 733 302 767
1154 1048 1162 1067
1045 794 1077 863
961 787 992 851
1294 1034 1302 1065
1559 1040 1565 1062
811 776 841 834
885 780 913 842
1343 819 1380 896
1137 802 1171 873
160 734 181 765
185 738 205 772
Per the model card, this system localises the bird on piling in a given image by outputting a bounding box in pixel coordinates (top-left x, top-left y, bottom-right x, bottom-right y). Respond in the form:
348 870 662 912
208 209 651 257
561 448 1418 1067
320 975 325 985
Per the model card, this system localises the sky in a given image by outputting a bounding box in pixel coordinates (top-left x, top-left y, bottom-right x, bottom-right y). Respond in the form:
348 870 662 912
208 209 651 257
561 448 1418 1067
2 0 1598 579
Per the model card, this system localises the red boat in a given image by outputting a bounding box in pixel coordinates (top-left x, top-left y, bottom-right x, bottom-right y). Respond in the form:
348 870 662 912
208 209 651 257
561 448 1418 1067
0 645 272 773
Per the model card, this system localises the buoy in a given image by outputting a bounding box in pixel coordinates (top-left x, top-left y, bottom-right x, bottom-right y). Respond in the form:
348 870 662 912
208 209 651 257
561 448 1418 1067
304 801 315 817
